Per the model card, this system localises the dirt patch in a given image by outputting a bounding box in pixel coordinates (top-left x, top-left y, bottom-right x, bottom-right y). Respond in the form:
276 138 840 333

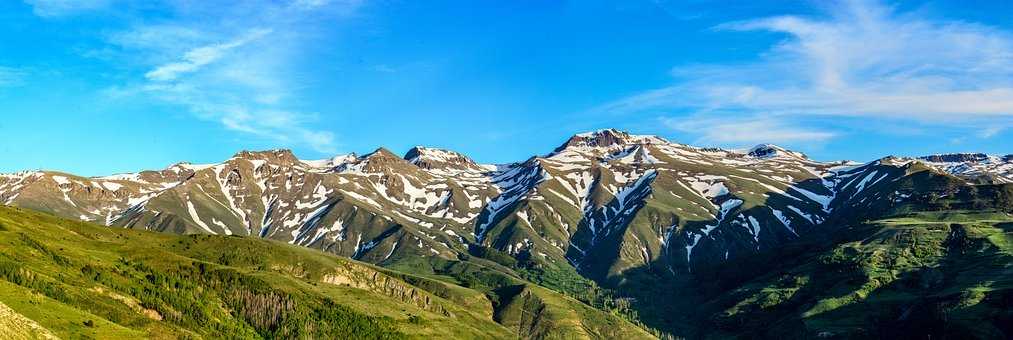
90 287 163 321
0 301 59 340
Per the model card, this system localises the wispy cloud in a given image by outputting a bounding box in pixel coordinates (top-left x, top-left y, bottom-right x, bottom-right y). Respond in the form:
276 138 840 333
601 0 1013 145
293 0 363 12
96 0 362 154
144 29 272 82
0 67 27 87
23 0 110 17
979 126 1003 139
662 116 836 146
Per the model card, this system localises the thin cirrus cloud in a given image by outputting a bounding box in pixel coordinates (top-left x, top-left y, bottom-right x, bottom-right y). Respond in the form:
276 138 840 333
600 0 1013 146
0 67 27 87
144 29 272 82
661 116 837 145
131 26 336 153
88 1 355 154
22 0 110 17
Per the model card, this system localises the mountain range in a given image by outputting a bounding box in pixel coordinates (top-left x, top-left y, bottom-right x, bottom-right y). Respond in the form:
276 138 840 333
1 128 1011 339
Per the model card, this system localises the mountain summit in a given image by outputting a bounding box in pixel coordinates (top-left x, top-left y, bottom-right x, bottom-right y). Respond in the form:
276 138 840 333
404 146 486 173
553 129 667 154
747 144 810 160
1 128 1011 338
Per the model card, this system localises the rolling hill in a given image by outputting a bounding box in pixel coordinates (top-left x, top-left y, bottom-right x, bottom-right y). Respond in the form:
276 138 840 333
0 205 652 339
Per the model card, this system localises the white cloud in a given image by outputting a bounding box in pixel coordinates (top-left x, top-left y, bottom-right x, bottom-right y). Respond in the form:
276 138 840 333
23 0 110 17
601 0 1013 144
979 126 1003 139
663 116 836 146
145 29 272 81
292 0 363 14
108 25 208 56
101 1 354 154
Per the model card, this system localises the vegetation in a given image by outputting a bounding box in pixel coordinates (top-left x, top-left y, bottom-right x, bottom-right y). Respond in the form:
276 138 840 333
0 206 499 339
384 243 671 338
0 205 655 339
3 162 1012 339
671 209 1013 338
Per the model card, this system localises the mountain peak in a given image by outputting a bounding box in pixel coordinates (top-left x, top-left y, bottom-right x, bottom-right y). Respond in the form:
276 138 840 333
332 147 413 174
554 129 666 154
365 147 401 160
916 153 1012 184
302 153 357 170
919 153 994 163
166 162 215 172
232 149 300 165
573 128 626 138
404 146 482 172
745 144 809 160
748 144 787 158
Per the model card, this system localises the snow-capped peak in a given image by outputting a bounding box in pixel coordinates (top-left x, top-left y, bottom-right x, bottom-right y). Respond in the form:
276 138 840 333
746 144 808 160
165 162 217 173
405 146 464 164
233 149 299 162
302 153 358 169
918 153 997 164
916 152 1012 184
404 146 483 172
554 128 668 154
332 147 417 174
363 147 402 161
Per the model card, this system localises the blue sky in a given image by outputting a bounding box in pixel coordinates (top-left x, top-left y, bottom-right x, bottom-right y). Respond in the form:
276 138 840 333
0 0 1010 176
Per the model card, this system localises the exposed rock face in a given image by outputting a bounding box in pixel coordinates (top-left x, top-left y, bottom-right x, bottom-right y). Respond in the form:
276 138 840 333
920 153 991 163
552 128 664 154
404 146 486 173
321 263 452 317
1 129 1010 286
748 144 781 158
918 153 1012 184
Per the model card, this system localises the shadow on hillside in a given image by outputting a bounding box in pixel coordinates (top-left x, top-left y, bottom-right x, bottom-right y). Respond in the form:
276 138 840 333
575 168 942 336
613 218 1013 338
559 174 841 336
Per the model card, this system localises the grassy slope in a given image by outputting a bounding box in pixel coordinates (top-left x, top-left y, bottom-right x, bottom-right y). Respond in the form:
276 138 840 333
384 252 659 339
0 296 60 340
0 205 654 339
581 170 1013 339
699 210 1013 338
0 205 512 339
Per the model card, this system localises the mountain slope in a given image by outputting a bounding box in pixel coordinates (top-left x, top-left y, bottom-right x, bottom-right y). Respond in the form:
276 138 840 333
2 128 1011 337
608 162 1013 337
919 153 1013 184
689 182 1013 338
0 205 651 339
4 130 1007 282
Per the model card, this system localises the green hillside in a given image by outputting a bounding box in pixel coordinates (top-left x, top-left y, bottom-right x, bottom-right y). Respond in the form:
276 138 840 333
601 176 1013 338
2 138 1012 339
695 211 1013 338
0 206 652 339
